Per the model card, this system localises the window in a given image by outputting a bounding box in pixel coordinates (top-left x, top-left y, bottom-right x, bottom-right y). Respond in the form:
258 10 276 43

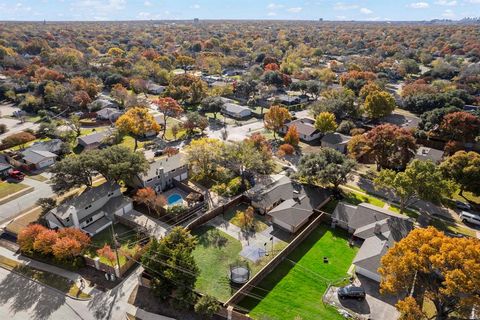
66 217 70 222
107 192 114 197
85 204 92 210
84 217 93 224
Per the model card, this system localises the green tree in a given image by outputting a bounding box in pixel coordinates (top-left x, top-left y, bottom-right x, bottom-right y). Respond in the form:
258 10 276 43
363 91 396 119
374 160 455 214
315 112 337 134
310 88 357 120
194 295 220 319
440 151 480 196
295 148 356 189
142 227 199 309
201 96 224 120
185 138 224 180
49 154 96 194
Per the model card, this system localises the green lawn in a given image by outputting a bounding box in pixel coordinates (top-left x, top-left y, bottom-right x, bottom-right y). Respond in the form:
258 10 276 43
389 204 420 219
192 226 244 302
341 188 386 208
239 225 357 320
430 218 477 237
87 223 141 266
224 203 269 233
0 182 29 199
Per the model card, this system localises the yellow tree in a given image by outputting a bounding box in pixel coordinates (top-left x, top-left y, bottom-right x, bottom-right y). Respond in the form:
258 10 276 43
185 137 223 180
115 107 160 151
315 112 337 134
379 227 480 319
264 105 291 139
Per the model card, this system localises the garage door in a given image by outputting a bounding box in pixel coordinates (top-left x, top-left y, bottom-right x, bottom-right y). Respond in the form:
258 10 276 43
355 266 381 282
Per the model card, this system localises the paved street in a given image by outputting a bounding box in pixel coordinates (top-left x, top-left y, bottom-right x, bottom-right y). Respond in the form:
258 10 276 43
0 117 40 140
0 264 142 320
0 177 53 224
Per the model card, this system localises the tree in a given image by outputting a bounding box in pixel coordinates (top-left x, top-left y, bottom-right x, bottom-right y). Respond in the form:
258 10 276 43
18 224 47 253
194 295 220 319
374 160 454 214
284 125 299 147
182 112 209 135
365 124 417 170
295 148 356 189
1 131 36 150
264 105 291 139
52 237 82 260
440 111 480 143
379 227 480 320
363 91 396 119
153 97 183 138
186 138 223 180
110 83 129 107
49 153 96 194
166 74 207 105
235 206 255 232
36 197 57 215
315 112 337 134
141 227 199 309
67 114 82 137
175 55 195 73
134 187 166 215
310 88 357 120
97 244 117 267
57 227 91 250
396 297 427 320
440 151 480 196
201 96 224 120
33 229 58 255
115 107 160 150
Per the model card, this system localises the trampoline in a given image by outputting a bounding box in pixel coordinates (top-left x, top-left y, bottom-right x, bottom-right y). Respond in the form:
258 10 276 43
230 264 250 285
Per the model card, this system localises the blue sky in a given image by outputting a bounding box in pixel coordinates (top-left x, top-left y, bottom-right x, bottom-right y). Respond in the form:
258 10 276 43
0 0 479 21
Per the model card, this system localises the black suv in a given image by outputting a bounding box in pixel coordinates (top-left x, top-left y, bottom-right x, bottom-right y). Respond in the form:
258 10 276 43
337 285 366 300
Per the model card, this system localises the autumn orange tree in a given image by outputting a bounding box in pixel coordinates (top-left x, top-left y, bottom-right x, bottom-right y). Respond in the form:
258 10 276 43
264 105 291 139
115 107 160 150
33 229 58 255
153 97 183 138
134 187 166 216
284 125 299 147
17 224 47 253
52 237 83 260
97 244 117 267
379 227 480 320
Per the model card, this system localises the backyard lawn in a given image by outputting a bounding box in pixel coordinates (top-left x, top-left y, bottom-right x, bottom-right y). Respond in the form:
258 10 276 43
0 181 29 199
239 225 357 320
192 225 244 302
341 187 386 208
86 223 141 266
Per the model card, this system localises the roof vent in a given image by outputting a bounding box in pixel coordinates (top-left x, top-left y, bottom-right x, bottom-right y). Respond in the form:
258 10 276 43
374 223 382 235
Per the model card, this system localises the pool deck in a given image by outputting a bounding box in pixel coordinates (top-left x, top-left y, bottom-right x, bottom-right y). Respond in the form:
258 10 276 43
161 187 189 206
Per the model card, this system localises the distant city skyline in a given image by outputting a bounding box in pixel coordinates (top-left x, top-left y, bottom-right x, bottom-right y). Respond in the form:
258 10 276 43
0 0 479 22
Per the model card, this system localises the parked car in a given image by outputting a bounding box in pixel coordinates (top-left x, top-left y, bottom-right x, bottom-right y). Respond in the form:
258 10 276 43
154 149 164 157
455 201 472 211
337 285 366 300
9 170 25 181
459 211 480 226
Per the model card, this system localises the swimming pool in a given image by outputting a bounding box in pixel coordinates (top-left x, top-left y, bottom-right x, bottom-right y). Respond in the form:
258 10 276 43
167 193 183 206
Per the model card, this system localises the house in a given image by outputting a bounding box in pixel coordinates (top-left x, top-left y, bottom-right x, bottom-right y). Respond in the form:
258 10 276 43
221 103 252 119
88 98 117 111
28 139 66 155
321 133 352 153
0 154 12 178
415 147 444 163
280 118 321 142
45 181 133 236
77 130 111 150
147 83 166 95
332 202 413 282
130 153 188 192
249 175 330 233
96 108 123 122
21 149 57 170
271 94 308 106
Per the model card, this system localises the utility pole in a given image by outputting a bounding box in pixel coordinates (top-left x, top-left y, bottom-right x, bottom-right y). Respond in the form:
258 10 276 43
109 220 121 274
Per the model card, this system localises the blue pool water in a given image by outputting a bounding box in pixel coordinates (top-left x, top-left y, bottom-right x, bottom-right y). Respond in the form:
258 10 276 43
167 193 183 206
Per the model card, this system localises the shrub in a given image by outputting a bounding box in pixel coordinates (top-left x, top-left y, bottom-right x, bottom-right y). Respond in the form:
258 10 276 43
211 183 228 196
17 224 47 253
337 120 355 135
0 124 7 134
194 295 220 319
227 177 242 196
279 143 295 155
1 131 36 150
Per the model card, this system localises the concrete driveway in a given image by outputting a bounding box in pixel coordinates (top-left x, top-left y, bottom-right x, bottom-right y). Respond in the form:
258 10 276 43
324 275 401 320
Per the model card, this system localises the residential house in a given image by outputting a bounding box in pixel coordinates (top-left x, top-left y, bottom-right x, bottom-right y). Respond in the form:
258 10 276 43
0 154 12 178
88 98 117 111
414 146 444 163
249 175 330 233
77 130 111 151
28 139 66 155
332 202 413 282
130 153 188 192
96 108 123 122
221 103 252 119
321 133 352 153
280 118 321 142
21 149 57 170
270 94 308 106
44 181 133 236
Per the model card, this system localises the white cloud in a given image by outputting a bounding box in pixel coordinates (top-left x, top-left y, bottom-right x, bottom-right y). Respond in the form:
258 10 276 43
360 7 373 14
287 7 303 13
435 0 457 5
407 2 430 8
334 2 359 10
442 9 456 17
267 12 277 16
267 3 284 10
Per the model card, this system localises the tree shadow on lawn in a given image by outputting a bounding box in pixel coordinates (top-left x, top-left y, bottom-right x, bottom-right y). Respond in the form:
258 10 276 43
239 226 337 311
0 270 66 320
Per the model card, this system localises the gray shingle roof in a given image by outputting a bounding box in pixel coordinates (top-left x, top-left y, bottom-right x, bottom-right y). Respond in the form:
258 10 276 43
222 103 251 115
141 153 186 181
286 118 318 137
22 149 57 164
78 130 110 146
321 133 351 145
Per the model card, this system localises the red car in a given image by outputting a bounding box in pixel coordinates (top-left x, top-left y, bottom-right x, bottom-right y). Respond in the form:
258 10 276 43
9 170 25 181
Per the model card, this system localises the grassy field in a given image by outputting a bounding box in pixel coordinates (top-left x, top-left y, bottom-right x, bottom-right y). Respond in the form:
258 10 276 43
87 223 140 266
192 226 244 302
223 203 269 233
341 187 386 208
0 182 29 199
239 225 357 320
0 256 90 299
5 207 43 235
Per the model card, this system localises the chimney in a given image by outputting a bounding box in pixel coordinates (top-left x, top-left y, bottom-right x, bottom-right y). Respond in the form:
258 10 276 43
68 205 80 228
374 223 382 235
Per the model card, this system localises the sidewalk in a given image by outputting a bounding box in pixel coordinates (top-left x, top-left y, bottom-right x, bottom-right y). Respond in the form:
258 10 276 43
0 246 98 295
